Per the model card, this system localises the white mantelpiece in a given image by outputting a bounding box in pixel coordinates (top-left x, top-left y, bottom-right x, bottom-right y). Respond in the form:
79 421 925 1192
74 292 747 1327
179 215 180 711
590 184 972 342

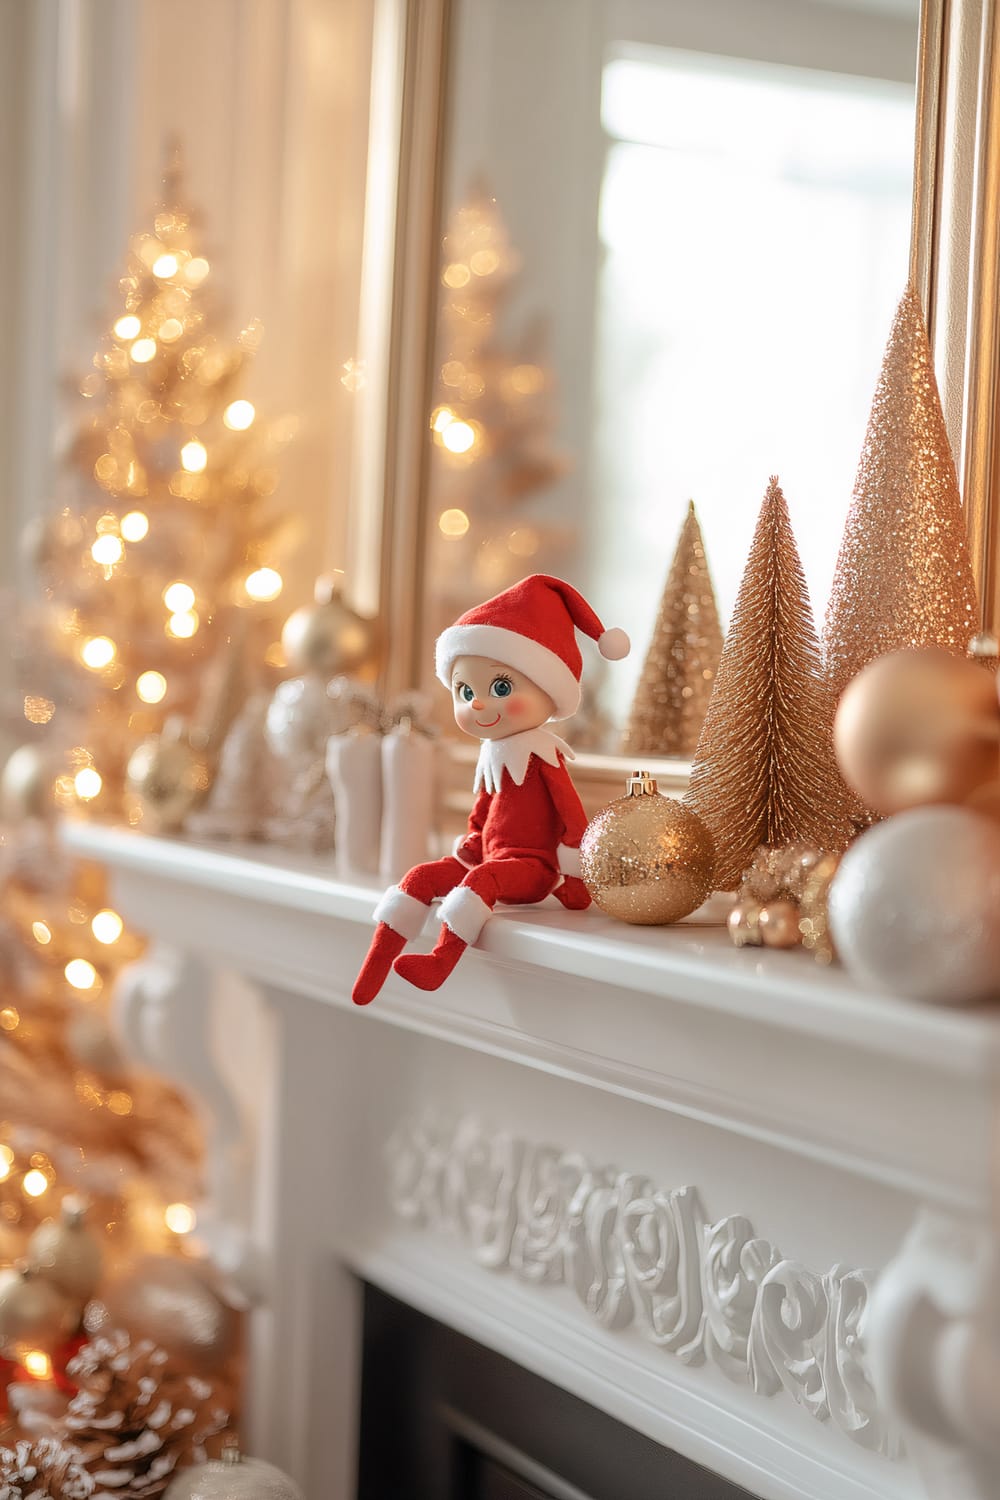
63 822 999 1500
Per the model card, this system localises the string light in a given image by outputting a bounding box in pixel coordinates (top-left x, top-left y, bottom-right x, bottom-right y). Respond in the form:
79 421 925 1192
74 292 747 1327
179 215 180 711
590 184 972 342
167 609 199 639
91 535 124 566
224 400 255 430
152 252 179 278
136 671 167 704
159 318 184 343
184 257 210 285
21 1351 52 1380
31 921 51 944
23 696 55 724
107 1091 133 1116
113 315 141 340
244 567 282 602
130 338 157 364
121 511 149 542
65 959 98 990
440 419 477 455
431 406 454 433
0 1151 10 1183
164 1202 196 1235
91 909 123 944
81 636 117 669
180 440 207 473
163 581 195 612
0 1008 19 1030
22 1170 49 1198
73 767 102 801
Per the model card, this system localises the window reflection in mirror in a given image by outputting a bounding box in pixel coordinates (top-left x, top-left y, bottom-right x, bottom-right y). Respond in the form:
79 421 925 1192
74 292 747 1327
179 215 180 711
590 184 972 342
422 0 920 750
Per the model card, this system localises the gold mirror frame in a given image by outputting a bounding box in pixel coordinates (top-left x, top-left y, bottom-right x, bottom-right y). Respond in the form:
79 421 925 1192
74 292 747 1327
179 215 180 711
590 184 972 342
360 0 999 806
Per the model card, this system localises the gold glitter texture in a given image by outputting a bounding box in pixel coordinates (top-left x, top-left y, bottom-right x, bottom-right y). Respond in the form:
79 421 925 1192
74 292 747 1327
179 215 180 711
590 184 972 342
823 283 979 702
622 500 723 757
684 478 856 890
581 771 714 924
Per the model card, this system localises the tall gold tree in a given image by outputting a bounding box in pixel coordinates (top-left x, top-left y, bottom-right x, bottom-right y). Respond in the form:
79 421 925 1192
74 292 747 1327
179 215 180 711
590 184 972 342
621 500 723 757
684 478 856 889
823 282 979 702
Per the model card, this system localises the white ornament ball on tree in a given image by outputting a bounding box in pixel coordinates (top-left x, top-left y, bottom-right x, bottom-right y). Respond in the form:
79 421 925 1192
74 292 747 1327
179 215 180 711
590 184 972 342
828 806 1000 1004
164 1446 304 1500
27 1196 103 1305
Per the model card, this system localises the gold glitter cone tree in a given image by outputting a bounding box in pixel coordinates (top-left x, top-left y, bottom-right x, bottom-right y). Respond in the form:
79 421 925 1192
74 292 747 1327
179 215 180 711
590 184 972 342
684 478 856 890
33 153 289 815
621 500 723 757
429 187 570 613
823 283 979 701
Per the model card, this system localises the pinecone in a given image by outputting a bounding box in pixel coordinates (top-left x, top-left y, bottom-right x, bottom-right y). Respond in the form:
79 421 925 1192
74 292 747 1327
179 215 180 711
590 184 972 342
61 1330 230 1498
0 1435 96 1498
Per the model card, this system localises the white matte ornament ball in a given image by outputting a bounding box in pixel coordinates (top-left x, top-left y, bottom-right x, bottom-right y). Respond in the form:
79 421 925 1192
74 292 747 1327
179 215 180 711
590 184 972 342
828 806 1000 1004
163 1448 304 1500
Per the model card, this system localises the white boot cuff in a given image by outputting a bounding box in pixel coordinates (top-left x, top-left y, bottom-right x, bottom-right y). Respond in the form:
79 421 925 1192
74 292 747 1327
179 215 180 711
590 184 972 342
438 885 492 945
373 886 428 940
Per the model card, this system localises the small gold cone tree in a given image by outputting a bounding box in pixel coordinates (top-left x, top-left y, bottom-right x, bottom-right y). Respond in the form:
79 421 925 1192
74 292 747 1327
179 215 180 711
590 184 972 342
685 478 856 889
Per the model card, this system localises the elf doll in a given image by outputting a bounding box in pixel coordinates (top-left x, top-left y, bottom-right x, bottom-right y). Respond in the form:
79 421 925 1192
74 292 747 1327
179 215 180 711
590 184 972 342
352 574 629 1003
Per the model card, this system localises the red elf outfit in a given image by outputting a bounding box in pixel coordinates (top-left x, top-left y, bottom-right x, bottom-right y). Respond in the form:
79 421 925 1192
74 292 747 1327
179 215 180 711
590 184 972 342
352 575 629 1003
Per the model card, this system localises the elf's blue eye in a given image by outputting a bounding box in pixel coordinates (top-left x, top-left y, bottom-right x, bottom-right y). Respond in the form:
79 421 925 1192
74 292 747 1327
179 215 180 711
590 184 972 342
491 678 513 699
458 683 475 703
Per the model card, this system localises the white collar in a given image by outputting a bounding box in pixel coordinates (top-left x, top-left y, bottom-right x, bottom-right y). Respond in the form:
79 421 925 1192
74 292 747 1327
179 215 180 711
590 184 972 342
474 726 575 794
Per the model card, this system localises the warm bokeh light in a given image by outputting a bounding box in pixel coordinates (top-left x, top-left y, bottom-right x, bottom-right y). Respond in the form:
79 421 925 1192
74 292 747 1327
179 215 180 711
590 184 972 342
22 1350 52 1379
159 318 184 343
113 315 141 340
81 636 117 669
91 535 124 566
92 909 124 945
152 252 179 278
224 400 255 430
167 609 199 639
470 249 499 276
0 1156 9 1184
65 959 98 991
31 921 51 945
163 581 195 612
244 567 283 602
185 257 210 285
130 337 157 364
431 405 454 434
107 1091 133 1117
136 671 167 704
22 1170 49 1198
441 419 477 455
439 508 471 538
180 440 208 473
0 1008 19 1031
73 767 102 801
510 363 545 396
121 511 149 542
23 695 55 725
164 1202 196 1235
443 262 471 288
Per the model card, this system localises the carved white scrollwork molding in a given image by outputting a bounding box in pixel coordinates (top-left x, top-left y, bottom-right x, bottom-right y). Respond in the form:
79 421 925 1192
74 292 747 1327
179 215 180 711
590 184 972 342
385 1117 895 1458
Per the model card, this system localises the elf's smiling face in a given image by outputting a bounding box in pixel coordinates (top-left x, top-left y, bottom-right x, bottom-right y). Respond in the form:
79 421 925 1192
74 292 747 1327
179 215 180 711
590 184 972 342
450 655 555 741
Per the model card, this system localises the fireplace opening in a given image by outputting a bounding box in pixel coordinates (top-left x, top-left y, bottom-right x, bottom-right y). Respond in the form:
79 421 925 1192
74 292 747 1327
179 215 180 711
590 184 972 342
357 1283 758 1499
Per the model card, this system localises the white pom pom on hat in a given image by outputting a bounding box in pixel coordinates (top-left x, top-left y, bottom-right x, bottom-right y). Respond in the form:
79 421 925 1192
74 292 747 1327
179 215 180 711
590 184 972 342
435 574 630 721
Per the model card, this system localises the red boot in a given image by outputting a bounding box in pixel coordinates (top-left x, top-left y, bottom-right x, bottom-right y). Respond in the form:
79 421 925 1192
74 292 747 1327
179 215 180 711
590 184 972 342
352 923 407 1005
393 928 467 992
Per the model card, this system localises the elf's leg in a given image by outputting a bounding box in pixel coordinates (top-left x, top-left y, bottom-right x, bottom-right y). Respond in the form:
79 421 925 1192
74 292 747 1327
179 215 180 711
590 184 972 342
352 857 466 1005
393 857 554 992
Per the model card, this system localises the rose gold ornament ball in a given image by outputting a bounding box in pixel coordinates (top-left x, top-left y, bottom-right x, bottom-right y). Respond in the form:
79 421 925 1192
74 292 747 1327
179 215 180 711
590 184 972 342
834 647 999 816
102 1254 238 1374
581 772 715 925
758 900 801 949
0 1266 78 1355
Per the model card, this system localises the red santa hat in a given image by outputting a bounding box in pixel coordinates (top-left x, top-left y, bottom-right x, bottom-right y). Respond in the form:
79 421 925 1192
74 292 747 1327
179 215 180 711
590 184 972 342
435 574 630 720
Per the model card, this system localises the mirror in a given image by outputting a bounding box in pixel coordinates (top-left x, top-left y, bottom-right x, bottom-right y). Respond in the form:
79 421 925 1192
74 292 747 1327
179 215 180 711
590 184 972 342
414 0 921 754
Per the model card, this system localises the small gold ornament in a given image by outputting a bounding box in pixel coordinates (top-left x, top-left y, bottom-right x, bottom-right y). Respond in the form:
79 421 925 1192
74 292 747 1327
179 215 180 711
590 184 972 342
125 719 210 832
280 577 375 680
834 647 999 817
164 1442 304 1500
728 900 763 947
758 899 801 949
27 1195 103 1305
102 1254 238 1374
580 771 714 924
0 1264 78 1356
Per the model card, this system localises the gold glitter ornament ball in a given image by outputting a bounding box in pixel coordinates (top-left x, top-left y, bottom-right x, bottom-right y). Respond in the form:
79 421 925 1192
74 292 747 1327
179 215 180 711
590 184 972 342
281 577 375 679
125 723 210 833
834 647 999 816
581 771 714 924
